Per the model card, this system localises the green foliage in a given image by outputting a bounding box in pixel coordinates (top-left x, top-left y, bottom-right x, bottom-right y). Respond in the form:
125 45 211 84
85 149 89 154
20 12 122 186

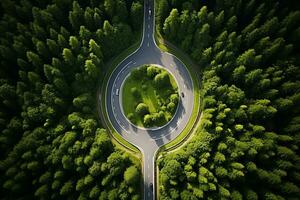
135 103 149 116
158 0 300 199
124 166 140 185
123 65 178 128
0 0 141 199
154 71 170 88
130 87 140 99
146 65 160 78
163 9 180 41
156 0 170 30
130 1 143 30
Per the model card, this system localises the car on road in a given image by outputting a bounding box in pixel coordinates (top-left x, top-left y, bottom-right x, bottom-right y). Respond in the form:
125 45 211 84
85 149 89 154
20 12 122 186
116 89 119 96
149 183 153 191
149 9 151 16
181 92 184 98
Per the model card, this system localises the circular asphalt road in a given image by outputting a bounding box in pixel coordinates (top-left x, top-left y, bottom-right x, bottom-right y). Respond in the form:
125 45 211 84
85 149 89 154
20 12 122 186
103 0 194 199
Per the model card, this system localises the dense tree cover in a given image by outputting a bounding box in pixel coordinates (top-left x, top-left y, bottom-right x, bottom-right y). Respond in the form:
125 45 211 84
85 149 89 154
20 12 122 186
0 0 143 199
124 65 178 127
157 0 300 199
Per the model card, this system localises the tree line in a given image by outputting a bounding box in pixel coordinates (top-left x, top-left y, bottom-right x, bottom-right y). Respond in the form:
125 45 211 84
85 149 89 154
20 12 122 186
0 0 143 199
156 0 300 199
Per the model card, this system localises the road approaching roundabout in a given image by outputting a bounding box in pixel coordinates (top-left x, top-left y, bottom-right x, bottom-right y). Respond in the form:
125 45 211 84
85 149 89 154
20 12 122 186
101 0 195 199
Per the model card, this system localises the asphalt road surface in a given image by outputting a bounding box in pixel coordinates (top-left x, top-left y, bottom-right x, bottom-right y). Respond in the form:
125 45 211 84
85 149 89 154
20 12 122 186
104 0 194 199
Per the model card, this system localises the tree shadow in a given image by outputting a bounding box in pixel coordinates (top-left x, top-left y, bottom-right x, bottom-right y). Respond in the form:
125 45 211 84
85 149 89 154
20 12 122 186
146 99 186 147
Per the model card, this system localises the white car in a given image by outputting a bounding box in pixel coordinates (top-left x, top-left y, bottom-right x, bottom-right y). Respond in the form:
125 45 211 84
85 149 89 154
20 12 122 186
116 89 119 96
149 9 151 15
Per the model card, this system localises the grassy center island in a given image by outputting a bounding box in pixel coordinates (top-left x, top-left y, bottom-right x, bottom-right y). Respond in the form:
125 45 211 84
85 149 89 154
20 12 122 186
122 65 179 128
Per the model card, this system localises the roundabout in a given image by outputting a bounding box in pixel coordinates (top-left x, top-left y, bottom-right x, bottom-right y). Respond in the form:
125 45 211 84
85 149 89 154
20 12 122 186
101 0 196 199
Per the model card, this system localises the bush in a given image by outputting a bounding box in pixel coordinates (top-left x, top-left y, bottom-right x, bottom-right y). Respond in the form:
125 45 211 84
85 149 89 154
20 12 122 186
167 102 176 112
127 113 135 123
131 66 147 79
124 166 140 185
154 71 170 88
147 66 159 78
130 87 140 99
135 103 149 116
142 84 147 90
170 93 179 104
143 114 153 126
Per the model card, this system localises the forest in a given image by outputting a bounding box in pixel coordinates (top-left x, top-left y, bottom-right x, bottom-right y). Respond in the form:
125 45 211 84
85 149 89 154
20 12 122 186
0 0 143 199
1 0 300 199
156 0 300 199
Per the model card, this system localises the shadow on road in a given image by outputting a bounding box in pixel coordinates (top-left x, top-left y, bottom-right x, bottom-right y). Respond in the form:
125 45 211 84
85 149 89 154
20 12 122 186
146 100 185 147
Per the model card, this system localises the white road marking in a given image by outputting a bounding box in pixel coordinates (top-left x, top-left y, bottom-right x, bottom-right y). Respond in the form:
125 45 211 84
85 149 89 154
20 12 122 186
120 124 129 134
126 61 132 67
147 42 149 47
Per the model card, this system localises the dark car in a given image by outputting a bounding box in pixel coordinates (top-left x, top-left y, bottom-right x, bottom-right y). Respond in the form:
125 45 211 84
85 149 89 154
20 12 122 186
181 92 184 98
150 183 153 191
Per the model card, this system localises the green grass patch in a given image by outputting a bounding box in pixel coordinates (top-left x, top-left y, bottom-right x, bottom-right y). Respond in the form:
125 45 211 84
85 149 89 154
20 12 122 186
122 65 179 128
